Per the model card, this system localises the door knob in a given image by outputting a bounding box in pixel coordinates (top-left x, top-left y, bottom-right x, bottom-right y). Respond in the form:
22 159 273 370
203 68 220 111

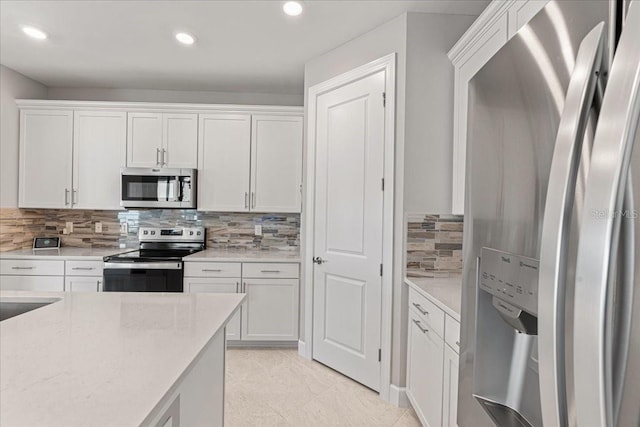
313 256 327 265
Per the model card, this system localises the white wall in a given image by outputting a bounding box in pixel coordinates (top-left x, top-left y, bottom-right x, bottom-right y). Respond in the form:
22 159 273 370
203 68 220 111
47 87 302 106
0 65 48 208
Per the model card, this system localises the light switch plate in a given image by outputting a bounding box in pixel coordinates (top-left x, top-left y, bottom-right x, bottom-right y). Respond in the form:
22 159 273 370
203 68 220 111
66 222 73 233
95 222 102 233
254 225 262 236
120 223 128 235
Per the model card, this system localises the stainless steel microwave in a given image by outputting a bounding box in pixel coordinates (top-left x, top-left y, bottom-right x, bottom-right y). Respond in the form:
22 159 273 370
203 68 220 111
121 168 197 209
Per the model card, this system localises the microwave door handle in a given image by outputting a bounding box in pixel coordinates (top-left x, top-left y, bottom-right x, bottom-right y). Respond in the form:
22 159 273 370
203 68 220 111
538 23 605 427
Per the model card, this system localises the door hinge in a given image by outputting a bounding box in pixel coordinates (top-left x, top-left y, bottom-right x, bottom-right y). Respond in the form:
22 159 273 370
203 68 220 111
380 264 383 276
381 178 385 191
382 92 386 107
378 348 382 362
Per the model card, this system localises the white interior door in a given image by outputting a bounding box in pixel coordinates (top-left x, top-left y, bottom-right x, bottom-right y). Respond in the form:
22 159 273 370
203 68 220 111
312 70 385 391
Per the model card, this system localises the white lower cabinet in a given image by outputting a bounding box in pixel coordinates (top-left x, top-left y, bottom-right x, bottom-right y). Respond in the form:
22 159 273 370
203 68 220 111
186 278 241 340
406 287 461 427
241 278 299 341
0 275 64 292
65 276 101 293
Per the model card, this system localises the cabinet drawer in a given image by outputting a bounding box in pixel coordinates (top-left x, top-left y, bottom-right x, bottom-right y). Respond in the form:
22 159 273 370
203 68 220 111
0 275 64 291
242 263 299 279
445 314 461 354
408 287 445 338
0 259 64 276
184 262 241 278
65 260 103 276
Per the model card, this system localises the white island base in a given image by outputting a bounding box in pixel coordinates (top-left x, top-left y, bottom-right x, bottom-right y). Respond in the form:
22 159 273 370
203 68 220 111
0 291 245 427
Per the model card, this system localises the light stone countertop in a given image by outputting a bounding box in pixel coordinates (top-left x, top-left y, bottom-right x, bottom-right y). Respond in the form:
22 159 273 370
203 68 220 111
0 291 245 427
404 276 462 321
0 247 133 260
184 248 301 263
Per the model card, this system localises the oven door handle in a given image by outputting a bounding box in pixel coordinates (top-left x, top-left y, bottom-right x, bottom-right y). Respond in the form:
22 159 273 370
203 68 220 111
103 262 183 270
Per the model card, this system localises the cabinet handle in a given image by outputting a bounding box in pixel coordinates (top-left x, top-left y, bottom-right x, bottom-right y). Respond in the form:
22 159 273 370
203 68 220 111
455 341 460 347
412 302 429 316
413 319 429 334
244 192 249 209
72 189 77 206
72 267 94 271
11 266 35 270
162 149 167 166
242 282 246 293
260 270 281 273
236 282 239 293
97 280 102 290
156 148 161 166
251 192 256 209
65 188 70 205
202 269 222 272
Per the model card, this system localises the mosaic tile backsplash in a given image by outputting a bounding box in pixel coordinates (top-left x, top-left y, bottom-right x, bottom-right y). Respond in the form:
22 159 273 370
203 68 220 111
406 214 463 278
0 208 300 252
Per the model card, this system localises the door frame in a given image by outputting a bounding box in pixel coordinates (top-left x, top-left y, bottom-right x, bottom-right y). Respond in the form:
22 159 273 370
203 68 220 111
302 53 396 401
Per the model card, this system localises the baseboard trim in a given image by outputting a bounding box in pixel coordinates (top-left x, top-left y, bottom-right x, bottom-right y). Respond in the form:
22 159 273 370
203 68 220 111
389 385 410 408
227 341 298 349
297 340 312 359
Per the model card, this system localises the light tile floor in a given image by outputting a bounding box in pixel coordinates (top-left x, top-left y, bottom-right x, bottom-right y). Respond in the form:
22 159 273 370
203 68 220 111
225 348 421 427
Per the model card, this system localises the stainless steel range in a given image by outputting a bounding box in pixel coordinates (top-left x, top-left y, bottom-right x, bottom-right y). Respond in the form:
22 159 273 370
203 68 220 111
103 226 204 292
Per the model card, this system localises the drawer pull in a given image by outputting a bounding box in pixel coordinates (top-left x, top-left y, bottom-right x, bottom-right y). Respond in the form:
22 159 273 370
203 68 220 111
412 302 429 315
11 266 35 270
202 269 223 272
260 270 281 273
413 319 429 334
72 267 95 271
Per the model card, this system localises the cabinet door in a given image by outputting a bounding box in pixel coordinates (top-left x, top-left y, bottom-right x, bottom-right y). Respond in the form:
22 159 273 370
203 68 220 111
241 279 299 341
65 276 101 292
198 114 251 212
443 344 460 427
127 112 162 167
250 115 302 213
186 278 241 340
19 109 73 208
163 113 198 168
0 275 64 291
73 110 126 210
406 310 444 427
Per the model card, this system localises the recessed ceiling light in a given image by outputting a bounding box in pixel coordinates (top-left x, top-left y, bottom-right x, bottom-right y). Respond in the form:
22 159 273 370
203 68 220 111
283 1 303 16
22 26 47 40
175 32 195 45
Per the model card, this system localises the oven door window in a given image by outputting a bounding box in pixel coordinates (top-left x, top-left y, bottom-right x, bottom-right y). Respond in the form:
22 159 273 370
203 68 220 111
103 268 183 292
122 175 176 202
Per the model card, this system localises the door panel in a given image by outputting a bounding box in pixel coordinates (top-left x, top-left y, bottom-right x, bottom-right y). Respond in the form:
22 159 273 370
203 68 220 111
312 70 385 391
241 279 298 341
19 109 73 208
186 278 241 340
127 112 162 167
250 115 302 213
65 276 101 293
197 114 251 212
73 110 126 210
163 113 198 168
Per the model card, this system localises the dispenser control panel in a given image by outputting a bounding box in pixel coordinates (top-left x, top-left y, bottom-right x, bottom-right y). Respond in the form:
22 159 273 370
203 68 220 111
479 247 539 316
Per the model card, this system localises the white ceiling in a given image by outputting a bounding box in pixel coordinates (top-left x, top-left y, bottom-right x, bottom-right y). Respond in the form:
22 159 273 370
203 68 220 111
0 1 488 95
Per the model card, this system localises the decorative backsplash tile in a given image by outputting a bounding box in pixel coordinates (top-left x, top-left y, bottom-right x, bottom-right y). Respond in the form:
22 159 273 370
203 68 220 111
0 208 300 252
406 214 463 278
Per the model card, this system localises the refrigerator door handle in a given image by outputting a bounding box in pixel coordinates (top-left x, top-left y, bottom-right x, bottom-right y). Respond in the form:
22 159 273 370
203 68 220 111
574 4 640 426
538 23 606 427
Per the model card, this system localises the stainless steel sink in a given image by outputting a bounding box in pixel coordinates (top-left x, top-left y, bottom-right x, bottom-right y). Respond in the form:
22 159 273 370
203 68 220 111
0 297 61 321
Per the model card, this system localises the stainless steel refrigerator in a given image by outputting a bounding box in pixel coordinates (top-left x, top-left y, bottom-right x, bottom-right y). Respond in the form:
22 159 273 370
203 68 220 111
459 1 640 426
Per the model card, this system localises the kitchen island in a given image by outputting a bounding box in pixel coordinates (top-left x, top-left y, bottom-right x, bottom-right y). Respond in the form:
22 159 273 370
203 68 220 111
0 291 244 427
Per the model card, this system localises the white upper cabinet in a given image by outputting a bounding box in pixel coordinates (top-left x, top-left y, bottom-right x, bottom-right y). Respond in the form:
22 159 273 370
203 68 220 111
73 110 126 210
250 115 303 213
449 0 548 214
127 112 197 168
163 113 198 168
19 109 73 208
198 114 252 212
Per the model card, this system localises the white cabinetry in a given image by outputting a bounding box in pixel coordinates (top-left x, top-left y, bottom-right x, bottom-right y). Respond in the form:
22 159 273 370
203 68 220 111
127 112 197 168
19 110 73 209
0 259 65 291
449 0 548 214
73 110 126 209
64 260 103 292
198 114 302 213
406 287 461 427
186 278 241 339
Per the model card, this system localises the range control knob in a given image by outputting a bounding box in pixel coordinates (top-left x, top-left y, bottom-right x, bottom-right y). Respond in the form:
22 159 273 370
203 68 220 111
189 231 194 236
143 230 148 235
197 231 201 236
151 231 156 235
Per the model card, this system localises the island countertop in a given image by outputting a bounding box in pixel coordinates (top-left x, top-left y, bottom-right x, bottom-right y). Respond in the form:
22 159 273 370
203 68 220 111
0 291 244 427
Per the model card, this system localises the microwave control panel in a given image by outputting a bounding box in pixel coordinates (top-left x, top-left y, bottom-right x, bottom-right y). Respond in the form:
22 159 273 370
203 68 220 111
479 247 539 316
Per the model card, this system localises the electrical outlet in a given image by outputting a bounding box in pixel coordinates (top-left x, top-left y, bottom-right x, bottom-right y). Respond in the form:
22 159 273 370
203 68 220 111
120 223 128 235
254 225 262 236
63 228 69 235
66 222 73 233
95 222 102 233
